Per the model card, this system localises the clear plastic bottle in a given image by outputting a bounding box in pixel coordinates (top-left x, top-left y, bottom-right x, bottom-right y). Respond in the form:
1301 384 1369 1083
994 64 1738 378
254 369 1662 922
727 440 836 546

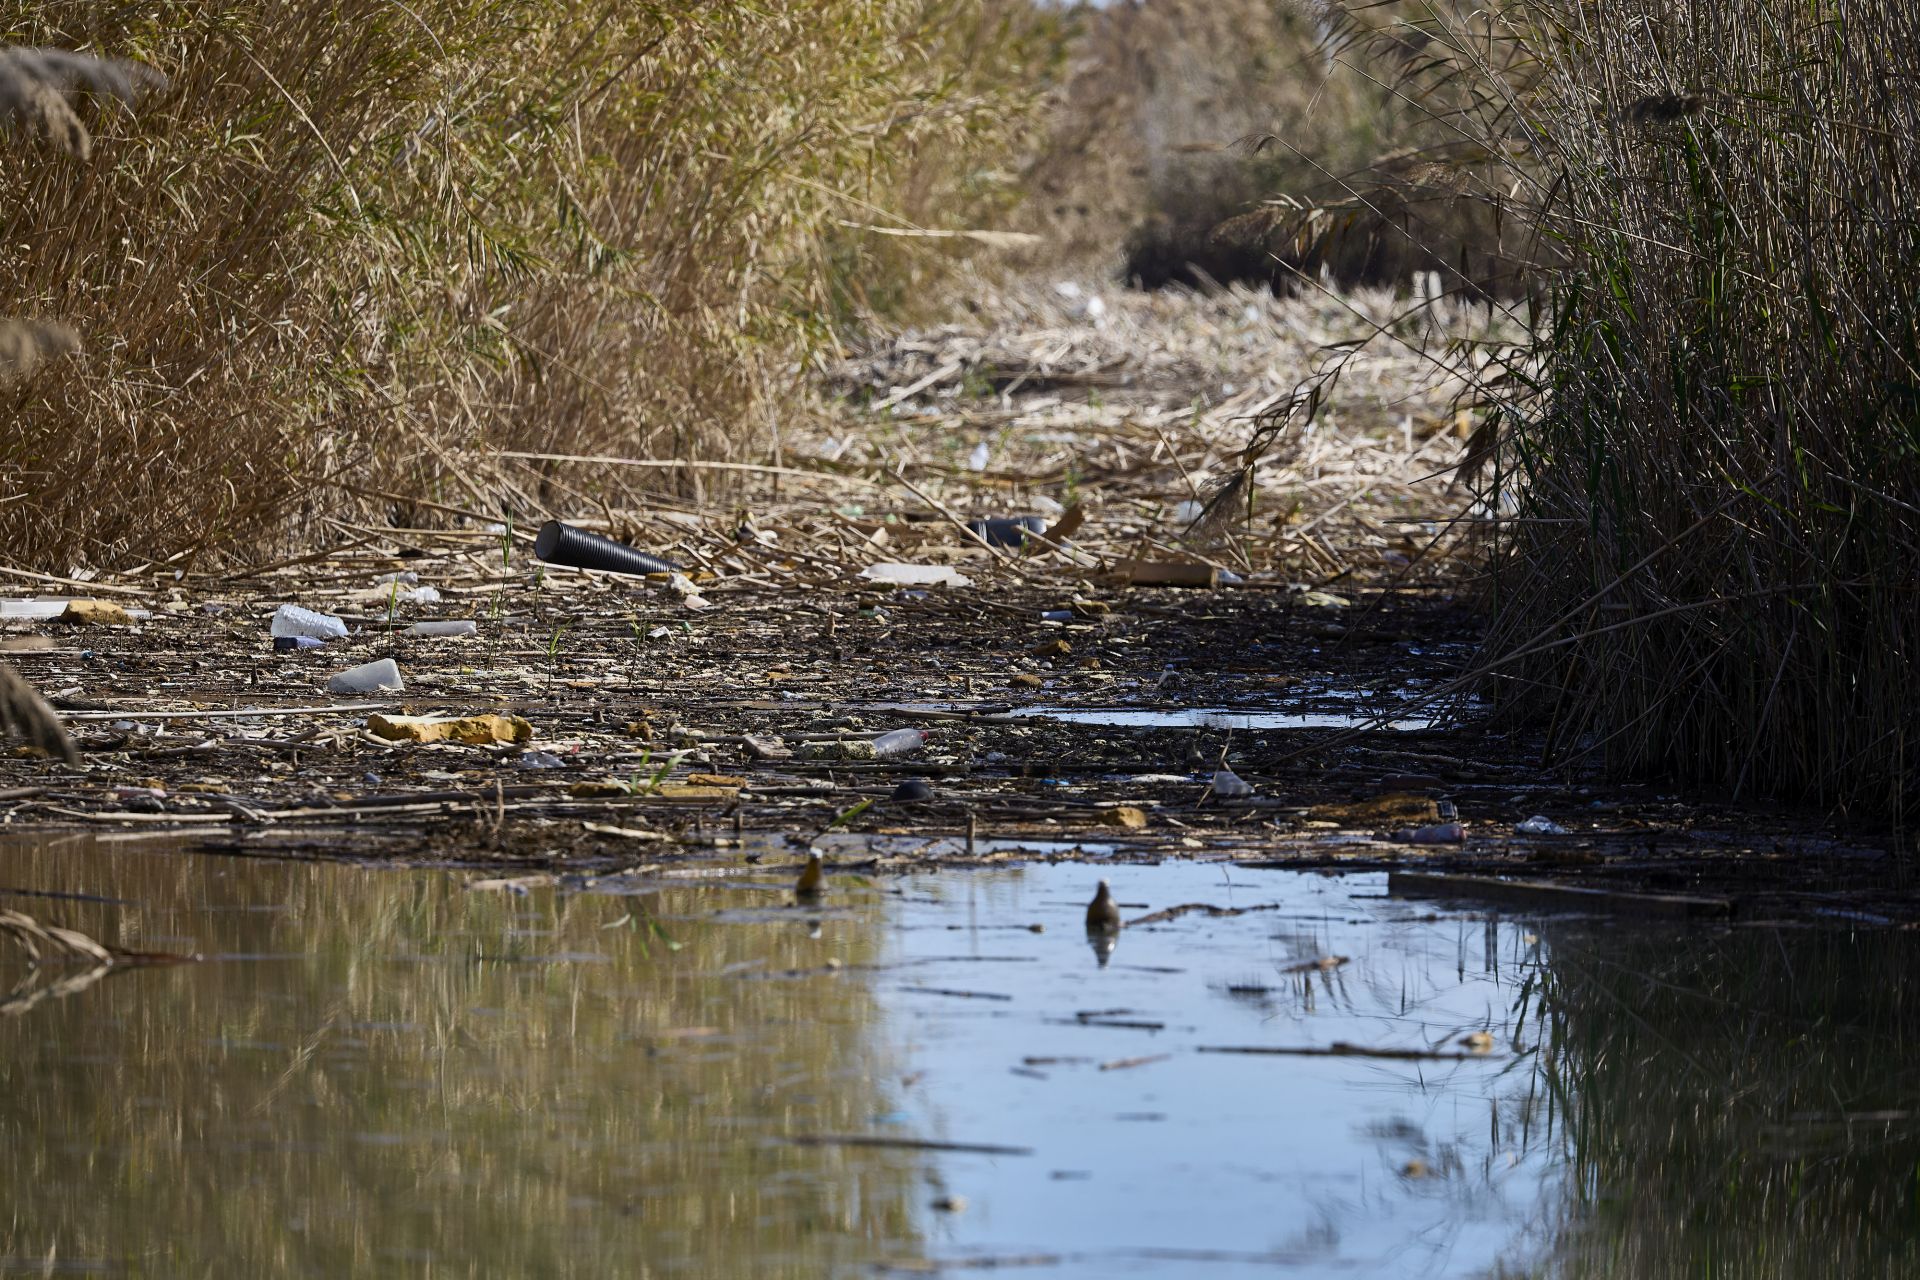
270 604 348 641
870 728 926 758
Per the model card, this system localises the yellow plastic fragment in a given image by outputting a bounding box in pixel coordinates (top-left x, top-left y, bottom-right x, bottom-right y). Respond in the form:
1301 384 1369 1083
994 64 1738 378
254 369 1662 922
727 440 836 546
365 713 534 745
57 599 132 625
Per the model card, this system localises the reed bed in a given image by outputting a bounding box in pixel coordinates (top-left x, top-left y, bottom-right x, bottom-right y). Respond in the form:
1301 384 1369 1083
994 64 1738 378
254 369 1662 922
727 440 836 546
1471 0 1920 819
0 1 1038 572
1254 0 1917 819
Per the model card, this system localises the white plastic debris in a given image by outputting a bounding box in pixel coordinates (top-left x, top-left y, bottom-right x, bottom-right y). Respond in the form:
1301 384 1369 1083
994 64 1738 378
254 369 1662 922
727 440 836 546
1211 768 1254 799
967 441 991 472
325 657 403 694
372 571 419 585
405 620 476 637
870 728 926 759
1172 499 1205 526
667 573 710 609
1515 815 1569 836
860 563 974 588
397 585 441 605
271 604 349 641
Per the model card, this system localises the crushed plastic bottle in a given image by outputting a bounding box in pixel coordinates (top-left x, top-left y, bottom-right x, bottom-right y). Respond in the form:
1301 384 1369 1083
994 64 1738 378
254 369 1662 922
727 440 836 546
860 563 974 588
404 620 477 637
1515 815 1568 835
272 635 328 652
871 728 926 759
325 658 403 694
1211 768 1254 798
270 604 348 641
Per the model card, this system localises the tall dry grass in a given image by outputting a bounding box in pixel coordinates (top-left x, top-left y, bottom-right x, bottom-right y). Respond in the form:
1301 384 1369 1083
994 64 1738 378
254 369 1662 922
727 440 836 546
1262 1 1917 818
0 2 1037 571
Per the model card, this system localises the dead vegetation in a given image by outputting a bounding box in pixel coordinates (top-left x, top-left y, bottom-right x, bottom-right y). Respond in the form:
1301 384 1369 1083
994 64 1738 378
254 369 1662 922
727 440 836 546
0 2 1042 573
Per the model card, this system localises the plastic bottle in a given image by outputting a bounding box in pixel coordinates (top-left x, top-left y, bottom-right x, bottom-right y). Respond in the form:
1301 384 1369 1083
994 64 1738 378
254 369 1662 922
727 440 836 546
405 620 476 637
870 728 926 759
271 604 348 641
325 658 404 694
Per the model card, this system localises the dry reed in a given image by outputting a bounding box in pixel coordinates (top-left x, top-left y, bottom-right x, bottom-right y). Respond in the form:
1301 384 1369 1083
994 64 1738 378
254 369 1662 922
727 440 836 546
0 2 1040 571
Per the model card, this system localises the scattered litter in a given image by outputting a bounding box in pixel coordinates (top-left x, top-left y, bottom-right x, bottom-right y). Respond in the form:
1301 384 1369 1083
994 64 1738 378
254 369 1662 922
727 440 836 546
1297 591 1352 608
365 713 533 745
271 604 349 641
744 735 791 761
1211 768 1254 799
860 563 974 588
56 599 132 626
667 573 711 609
967 441 991 471
871 728 926 759
533 520 680 575
325 657 403 694
1393 822 1466 844
517 751 566 770
272 636 327 653
889 779 935 803
967 515 1046 547
1109 560 1218 588
1515 815 1569 835
405 620 477 638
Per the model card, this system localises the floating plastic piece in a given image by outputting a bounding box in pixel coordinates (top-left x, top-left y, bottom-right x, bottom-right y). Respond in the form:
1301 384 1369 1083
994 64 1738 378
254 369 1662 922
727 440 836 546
271 604 349 641
860 563 973 588
967 515 1046 547
405 620 476 637
1515 815 1568 835
272 635 327 652
1211 768 1254 798
533 520 680 576
325 657 403 694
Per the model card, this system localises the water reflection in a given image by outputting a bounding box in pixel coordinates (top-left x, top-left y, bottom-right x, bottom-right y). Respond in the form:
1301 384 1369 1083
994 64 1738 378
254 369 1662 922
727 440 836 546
0 837 919 1276
0 840 1912 1277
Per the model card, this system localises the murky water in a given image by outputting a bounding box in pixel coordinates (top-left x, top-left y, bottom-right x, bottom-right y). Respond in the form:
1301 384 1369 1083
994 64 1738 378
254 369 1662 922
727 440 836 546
1 839 1914 1277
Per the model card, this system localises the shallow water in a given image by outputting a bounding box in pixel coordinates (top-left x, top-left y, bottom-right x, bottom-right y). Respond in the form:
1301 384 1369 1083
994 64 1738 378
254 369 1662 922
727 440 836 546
1001 705 1439 732
1 839 1914 1277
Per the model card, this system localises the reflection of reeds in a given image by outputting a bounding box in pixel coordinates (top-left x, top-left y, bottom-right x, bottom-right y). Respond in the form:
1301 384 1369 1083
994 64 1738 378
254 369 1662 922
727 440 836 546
0 838 923 1274
1526 926 1920 1276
